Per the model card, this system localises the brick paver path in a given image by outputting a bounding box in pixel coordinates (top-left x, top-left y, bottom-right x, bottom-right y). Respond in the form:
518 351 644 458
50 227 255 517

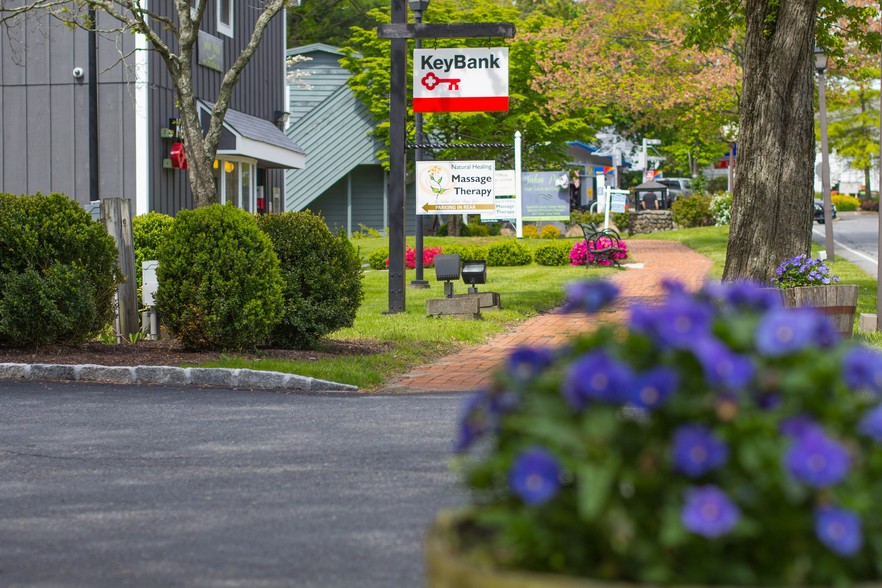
374 240 713 394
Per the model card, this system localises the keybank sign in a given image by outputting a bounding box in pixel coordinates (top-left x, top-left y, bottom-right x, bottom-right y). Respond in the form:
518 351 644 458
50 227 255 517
413 47 509 113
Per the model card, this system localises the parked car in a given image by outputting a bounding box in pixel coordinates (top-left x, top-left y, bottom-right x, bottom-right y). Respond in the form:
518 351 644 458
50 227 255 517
814 199 837 223
656 178 694 200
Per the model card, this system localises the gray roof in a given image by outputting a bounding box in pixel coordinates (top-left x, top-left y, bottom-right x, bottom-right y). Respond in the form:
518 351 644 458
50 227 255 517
199 100 305 154
634 180 668 191
285 83 382 211
286 43 346 58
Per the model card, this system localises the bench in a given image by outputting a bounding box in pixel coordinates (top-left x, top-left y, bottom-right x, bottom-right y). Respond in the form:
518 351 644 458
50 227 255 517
579 223 627 267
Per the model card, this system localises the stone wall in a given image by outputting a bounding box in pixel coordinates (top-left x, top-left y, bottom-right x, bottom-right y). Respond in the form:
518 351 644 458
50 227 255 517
629 210 674 235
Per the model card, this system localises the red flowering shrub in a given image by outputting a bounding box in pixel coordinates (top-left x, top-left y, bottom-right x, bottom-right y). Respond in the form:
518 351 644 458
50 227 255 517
389 246 445 269
569 238 628 267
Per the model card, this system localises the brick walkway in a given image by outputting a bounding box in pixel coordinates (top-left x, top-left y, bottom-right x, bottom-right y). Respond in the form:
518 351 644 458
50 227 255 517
374 240 713 394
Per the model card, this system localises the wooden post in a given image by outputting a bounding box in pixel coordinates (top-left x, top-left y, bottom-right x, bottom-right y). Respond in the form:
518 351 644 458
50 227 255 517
101 198 139 339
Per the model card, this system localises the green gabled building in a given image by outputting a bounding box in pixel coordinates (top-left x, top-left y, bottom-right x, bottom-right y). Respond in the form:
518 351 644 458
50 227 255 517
285 43 418 237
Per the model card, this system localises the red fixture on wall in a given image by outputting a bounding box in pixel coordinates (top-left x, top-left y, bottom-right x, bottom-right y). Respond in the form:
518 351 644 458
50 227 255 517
170 142 188 169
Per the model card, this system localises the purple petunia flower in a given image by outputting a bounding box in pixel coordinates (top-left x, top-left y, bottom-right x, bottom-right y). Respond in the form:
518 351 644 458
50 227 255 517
815 506 863 556
755 309 816 356
507 347 555 383
843 346 882 395
629 299 714 350
562 350 632 410
857 404 882 443
672 425 729 477
692 336 755 390
780 414 821 439
454 390 491 453
705 280 783 312
561 280 620 314
626 367 679 409
681 485 740 538
509 447 563 506
784 429 851 488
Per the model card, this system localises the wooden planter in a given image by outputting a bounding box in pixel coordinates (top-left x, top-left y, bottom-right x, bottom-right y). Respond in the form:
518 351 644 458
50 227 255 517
776 285 859 337
425 510 880 588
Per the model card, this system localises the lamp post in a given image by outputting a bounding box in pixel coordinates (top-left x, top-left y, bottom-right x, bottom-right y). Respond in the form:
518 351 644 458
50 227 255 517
409 0 430 289
814 47 835 261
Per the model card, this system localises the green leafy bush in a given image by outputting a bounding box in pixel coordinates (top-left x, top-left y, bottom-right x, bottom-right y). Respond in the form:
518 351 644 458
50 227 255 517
570 210 604 226
533 241 573 266
612 212 630 231
369 247 390 270
522 225 539 238
467 222 491 237
132 212 174 288
257 211 364 349
0 193 120 346
155 204 283 350
442 243 489 262
487 240 533 266
540 225 561 239
671 194 714 228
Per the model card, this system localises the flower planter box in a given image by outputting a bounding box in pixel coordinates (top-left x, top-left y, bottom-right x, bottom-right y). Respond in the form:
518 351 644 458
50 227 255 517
775 285 859 337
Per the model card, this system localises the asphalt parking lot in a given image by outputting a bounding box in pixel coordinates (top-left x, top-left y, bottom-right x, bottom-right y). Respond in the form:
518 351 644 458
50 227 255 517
0 381 466 587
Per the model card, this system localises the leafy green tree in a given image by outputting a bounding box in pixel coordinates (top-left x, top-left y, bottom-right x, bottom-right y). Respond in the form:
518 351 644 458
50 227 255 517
288 0 387 47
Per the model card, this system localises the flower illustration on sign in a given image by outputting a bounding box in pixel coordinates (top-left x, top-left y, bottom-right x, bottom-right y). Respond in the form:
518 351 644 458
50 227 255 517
426 165 449 199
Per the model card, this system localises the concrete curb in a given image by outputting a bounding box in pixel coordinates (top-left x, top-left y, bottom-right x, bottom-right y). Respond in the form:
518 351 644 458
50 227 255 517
0 362 358 393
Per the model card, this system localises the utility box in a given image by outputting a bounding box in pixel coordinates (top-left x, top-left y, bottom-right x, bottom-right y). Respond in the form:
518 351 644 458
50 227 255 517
142 260 159 306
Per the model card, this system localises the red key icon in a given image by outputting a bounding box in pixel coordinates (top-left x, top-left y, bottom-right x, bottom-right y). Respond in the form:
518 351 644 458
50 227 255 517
421 72 461 91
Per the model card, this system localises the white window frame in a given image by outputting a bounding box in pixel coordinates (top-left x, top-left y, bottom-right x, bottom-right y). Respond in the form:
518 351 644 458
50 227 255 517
217 0 233 37
216 157 257 211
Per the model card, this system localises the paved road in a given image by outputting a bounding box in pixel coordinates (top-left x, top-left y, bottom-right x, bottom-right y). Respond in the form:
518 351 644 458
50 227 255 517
812 212 880 278
0 381 466 587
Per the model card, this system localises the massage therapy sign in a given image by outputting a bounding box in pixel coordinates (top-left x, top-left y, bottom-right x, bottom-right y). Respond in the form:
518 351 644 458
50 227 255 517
413 48 509 113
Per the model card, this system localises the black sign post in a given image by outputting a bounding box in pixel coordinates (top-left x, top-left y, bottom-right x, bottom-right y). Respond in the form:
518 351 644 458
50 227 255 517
378 12 514 314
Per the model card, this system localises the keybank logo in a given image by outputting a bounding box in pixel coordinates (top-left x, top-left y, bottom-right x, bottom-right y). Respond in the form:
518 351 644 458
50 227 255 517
419 53 501 72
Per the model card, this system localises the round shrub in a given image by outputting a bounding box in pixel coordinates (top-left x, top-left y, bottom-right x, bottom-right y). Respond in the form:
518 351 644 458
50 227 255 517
0 192 120 346
540 225 561 239
257 211 364 349
831 194 860 212
132 212 174 288
860 198 878 212
671 194 714 228
442 243 489 262
369 247 390 270
534 241 573 266
466 222 491 237
487 240 533 266
156 205 283 350
522 225 539 238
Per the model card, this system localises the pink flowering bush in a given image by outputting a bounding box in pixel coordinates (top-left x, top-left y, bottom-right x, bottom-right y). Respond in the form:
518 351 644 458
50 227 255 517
388 246 443 269
569 237 628 266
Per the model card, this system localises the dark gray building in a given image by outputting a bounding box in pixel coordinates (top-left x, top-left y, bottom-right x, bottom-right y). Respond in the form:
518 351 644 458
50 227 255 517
285 43 416 237
0 1 304 216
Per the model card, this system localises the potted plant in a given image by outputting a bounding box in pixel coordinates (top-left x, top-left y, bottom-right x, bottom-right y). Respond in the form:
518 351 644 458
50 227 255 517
429 279 882 587
771 254 858 337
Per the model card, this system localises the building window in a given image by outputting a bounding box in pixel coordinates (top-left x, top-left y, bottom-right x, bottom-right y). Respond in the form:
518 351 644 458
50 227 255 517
214 157 256 212
217 0 233 37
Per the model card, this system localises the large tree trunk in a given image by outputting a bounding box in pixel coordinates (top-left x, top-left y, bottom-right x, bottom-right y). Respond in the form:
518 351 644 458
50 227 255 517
722 0 818 283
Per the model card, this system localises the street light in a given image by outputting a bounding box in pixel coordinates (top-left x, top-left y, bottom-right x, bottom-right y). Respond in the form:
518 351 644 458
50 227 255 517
814 46 835 262
409 0 430 289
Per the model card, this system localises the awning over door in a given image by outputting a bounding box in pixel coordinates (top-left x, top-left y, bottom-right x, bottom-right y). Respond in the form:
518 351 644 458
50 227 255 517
198 100 306 169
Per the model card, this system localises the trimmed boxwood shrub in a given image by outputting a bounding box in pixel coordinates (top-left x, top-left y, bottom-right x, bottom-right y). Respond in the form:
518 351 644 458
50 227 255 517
522 225 539 238
534 241 573 266
132 212 174 288
155 205 283 350
0 193 120 346
369 247 390 270
442 243 489 262
256 211 364 349
487 240 532 266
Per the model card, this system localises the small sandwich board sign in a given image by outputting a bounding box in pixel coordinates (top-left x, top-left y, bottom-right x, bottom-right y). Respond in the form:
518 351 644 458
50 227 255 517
413 48 509 113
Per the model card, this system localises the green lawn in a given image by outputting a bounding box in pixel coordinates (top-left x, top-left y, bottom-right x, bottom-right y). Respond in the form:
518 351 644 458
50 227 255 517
196 228 882 387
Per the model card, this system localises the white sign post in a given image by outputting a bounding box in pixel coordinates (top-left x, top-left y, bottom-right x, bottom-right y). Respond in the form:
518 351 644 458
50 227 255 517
413 48 509 113
416 160 496 214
